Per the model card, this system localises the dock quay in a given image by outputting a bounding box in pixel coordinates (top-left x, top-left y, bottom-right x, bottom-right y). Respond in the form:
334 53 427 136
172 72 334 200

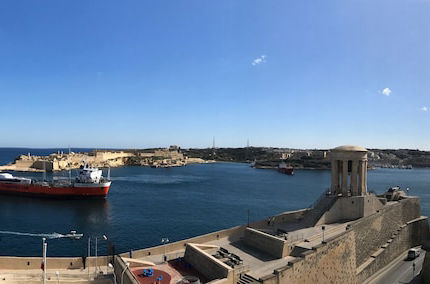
1 145 430 284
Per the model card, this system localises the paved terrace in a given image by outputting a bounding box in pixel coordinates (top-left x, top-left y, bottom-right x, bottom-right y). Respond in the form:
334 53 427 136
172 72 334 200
131 220 352 280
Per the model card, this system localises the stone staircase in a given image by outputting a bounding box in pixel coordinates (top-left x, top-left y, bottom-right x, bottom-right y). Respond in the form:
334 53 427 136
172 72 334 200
303 193 337 227
237 273 259 284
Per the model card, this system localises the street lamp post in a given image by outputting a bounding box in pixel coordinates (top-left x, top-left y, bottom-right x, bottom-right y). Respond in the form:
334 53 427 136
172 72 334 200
161 238 169 262
94 235 110 276
42 238 47 284
102 235 108 273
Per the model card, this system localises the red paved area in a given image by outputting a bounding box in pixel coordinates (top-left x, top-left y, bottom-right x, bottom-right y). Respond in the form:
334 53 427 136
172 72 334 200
131 258 208 284
132 268 172 284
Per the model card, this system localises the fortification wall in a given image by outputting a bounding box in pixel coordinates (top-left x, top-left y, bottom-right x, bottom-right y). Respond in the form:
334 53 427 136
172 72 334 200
14 160 35 169
266 209 309 226
257 197 426 284
356 216 429 282
352 197 420 267
243 228 289 258
261 230 357 284
0 256 108 270
317 195 385 225
183 244 232 282
0 257 83 270
95 151 133 161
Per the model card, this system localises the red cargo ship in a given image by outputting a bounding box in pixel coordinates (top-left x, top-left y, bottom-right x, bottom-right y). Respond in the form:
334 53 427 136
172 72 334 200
278 162 294 175
0 164 111 198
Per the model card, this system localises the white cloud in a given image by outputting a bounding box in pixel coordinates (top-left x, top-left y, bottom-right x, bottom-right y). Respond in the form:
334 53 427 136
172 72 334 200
252 55 267 66
381 87 392 96
420 106 428 112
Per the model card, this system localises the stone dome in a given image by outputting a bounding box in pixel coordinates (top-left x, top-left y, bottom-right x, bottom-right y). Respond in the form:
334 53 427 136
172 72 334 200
332 145 367 152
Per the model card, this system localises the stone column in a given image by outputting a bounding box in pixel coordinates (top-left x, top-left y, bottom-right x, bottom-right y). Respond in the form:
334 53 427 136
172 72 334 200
351 160 358 196
358 161 363 193
331 159 339 194
362 160 368 194
341 160 348 195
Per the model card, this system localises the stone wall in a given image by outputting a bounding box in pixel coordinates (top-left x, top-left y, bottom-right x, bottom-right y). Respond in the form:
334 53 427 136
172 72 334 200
261 230 357 284
95 151 133 162
264 209 309 226
352 197 421 267
0 256 108 270
256 197 426 284
356 216 429 282
243 228 289 258
317 195 385 225
0 257 83 270
183 244 232 282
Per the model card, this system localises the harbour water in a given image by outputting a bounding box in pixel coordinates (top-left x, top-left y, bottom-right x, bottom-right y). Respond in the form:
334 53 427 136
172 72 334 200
0 148 429 257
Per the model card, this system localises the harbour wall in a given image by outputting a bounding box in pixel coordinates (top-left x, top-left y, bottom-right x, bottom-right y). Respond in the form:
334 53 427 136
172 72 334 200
0 256 109 270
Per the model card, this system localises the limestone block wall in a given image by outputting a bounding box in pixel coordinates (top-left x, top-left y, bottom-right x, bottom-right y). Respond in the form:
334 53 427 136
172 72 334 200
317 196 385 225
13 160 35 168
0 257 83 270
243 228 289 258
356 217 429 282
95 151 133 162
183 244 232 282
263 209 309 226
0 256 109 270
352 197 420 267
261 230 357 284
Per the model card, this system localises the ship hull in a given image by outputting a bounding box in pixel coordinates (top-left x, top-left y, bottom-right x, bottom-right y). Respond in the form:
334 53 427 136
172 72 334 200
278 168 294 175
0 182 111 198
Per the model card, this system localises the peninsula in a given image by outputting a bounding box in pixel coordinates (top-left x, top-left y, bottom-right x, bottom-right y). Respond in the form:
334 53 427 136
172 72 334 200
0 146 209 172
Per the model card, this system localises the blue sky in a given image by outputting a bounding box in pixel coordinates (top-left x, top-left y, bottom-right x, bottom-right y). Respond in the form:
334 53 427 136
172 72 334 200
0 0 429 149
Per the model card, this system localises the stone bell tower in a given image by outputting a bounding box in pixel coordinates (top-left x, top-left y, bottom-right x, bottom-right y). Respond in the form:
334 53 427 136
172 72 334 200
330 145 368 196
